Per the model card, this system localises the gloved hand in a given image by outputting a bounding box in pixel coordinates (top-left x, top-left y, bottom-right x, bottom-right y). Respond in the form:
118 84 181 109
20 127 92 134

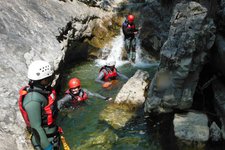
102 82 112 88
44 144 53 150
105 97 113 101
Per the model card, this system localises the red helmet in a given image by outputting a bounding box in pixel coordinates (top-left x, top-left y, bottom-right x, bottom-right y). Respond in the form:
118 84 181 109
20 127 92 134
68 78 81 89
127 15 135 23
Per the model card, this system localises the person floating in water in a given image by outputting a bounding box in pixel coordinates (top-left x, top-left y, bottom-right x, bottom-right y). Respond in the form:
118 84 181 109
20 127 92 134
95 60 128 88
57 78 112 110
122 14 139 63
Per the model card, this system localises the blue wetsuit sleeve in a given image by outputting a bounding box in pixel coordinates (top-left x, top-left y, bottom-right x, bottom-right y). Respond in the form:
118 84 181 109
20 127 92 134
57 94 72 110
83 88 107 100
95 71 105 84
117 71 129 80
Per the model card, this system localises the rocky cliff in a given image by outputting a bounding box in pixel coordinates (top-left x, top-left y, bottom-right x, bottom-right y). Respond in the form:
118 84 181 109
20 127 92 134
0 0 117 149
145 1 216 113
144 0 225 142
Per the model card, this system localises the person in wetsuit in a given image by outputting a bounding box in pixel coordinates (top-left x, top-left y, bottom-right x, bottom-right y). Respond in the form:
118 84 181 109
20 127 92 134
122 14 139 62
18 60 60 150
57 78 112 110
95 60 128 88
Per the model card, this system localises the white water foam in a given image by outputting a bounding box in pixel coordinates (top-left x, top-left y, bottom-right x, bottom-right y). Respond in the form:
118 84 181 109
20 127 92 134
95 29 158 68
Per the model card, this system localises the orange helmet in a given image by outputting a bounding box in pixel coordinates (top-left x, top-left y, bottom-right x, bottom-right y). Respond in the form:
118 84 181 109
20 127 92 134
68 78 81 89
127 15 135 23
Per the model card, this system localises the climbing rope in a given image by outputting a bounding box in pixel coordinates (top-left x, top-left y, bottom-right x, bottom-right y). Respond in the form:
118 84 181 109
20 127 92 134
61 135 71 150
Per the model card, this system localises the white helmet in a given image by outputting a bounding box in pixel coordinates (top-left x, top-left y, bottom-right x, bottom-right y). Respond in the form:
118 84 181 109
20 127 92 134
106 60 116 66
28 60 53 80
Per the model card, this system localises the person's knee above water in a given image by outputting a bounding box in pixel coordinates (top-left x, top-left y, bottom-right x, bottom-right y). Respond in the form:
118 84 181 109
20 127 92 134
18 60 60 150
57 78 112 110
95 60 128 88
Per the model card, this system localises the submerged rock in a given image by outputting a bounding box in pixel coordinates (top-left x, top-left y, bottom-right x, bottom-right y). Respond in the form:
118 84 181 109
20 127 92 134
100 103 136 129
173 112 209 142
76 128 118 150
115 137 144 149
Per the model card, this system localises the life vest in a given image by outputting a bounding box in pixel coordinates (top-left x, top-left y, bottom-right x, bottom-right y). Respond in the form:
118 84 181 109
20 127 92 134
127 24 135 29
18 86 57 128
123 20 136 30
122 20 136 40
65 89 88 104
99 66 118 81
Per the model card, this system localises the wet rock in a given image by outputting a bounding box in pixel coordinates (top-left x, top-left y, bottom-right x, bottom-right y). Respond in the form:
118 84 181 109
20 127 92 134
0 0 113 149
115 137 143 149
211 79 225 140
139 0 173 59
145 1 216 113
78 0 124 10
209 122 222 142
213 34 225 76
215 0 225 35
222 122 225 140
173 112 209 142
177 140 206 150
88 16 123 50
115 70 150 106
76 128 118 150
99 103 136 129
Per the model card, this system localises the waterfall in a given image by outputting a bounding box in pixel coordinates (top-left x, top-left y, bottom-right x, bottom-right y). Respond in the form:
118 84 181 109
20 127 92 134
95 29 157 68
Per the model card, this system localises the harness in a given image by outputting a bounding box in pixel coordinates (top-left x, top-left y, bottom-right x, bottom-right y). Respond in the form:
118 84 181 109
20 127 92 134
65 89 88 104
122 20 136 40
99 66 118 81
123 21 136 29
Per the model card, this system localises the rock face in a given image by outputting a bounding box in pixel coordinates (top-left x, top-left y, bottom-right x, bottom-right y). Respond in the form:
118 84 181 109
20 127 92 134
213 34 225 77
173 112 209 142
100 70 150 129
114 70 150 106
78 0 124 10
144 2 216 113
139 0 173 59
211 79 225 140
216 0 225 35
209 122 222 142
0 0 113 149
210 34 225 140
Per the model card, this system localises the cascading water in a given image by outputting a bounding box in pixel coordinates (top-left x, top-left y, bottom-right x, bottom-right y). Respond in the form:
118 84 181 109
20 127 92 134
95 29 157 68
95 30 127 67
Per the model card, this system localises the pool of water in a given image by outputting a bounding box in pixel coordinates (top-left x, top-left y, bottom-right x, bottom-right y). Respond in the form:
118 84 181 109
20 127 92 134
57 61 225 150
57 61 160 149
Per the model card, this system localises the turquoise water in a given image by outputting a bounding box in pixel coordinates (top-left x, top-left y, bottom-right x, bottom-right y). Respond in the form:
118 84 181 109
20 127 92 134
57 61 225 150
57 61 160 150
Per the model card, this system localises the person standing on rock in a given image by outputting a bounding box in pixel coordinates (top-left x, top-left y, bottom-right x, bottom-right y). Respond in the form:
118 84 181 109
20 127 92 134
95 60 128 88
122 14 139 63
57 78 112 110
18 60 61 150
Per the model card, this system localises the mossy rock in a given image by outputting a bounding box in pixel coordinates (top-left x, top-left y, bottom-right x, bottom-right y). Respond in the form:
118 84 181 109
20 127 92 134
76 128 118 150
87 15 124 49
99 103 137 129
